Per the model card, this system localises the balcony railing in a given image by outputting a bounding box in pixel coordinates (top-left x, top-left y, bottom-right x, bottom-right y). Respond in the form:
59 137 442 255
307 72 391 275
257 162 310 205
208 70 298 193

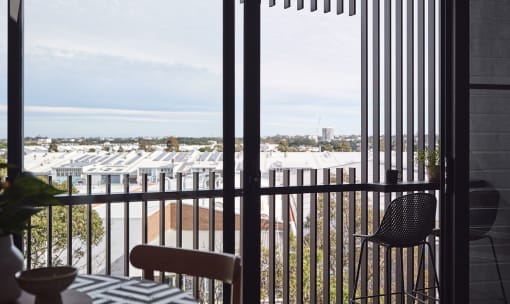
24 168 439 304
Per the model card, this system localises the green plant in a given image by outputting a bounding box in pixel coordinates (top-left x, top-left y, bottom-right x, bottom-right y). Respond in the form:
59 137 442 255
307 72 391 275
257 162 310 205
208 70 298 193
416 146 440 168
0 163 64 236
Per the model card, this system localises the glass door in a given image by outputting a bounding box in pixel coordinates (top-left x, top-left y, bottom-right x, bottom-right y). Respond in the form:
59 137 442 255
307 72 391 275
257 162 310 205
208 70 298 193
468 2 510 302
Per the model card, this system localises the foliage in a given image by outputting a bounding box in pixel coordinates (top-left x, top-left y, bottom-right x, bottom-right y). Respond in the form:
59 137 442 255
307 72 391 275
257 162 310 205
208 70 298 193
29 205 105 269
332 141 352 152
0 164 64 236
263 135 317 147
277 139 299 152
29 180 104 269
198 146 213 153
48 142 59 152
321 144 333 152
166 136 180 152
139 140 155 152
416 146 440 168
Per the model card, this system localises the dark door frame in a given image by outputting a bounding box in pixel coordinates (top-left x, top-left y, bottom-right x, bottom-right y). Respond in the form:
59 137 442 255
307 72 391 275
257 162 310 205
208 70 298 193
440 0 470 303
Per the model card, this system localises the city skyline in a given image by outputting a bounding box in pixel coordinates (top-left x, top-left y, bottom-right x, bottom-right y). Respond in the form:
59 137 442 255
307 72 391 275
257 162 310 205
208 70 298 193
0 1 360 138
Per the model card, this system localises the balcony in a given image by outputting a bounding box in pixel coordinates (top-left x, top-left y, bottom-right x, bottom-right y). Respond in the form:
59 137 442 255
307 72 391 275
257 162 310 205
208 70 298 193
19 149 440 303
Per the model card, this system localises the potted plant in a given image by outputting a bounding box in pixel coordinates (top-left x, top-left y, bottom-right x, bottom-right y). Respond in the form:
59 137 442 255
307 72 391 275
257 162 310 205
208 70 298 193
0 163 64 303
416 146 440 182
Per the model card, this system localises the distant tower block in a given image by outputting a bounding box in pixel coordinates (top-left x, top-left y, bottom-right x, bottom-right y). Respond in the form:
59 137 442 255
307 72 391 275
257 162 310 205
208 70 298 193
322 127 334 142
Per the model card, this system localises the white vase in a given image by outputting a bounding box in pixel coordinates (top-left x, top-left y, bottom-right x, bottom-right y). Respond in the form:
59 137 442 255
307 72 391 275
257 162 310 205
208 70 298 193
0 235 24 303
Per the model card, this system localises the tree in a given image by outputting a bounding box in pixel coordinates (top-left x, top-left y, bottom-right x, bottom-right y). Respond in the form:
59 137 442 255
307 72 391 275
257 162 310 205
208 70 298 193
333 141 352 152
48 142 58 152
321 144 333 152
139 140 155 152
166 136 180 152
198 146 213 153
29 181 105 271
277 140 289 152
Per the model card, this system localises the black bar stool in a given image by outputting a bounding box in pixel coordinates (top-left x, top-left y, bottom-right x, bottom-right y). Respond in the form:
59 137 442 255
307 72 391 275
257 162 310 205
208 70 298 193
350 192 440 304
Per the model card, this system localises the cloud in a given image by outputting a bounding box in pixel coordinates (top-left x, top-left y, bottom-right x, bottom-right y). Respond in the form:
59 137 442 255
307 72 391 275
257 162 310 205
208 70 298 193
1 1 361 138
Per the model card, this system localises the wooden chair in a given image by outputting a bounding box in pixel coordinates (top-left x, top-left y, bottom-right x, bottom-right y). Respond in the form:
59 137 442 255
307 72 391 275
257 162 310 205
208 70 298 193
129 245 242 304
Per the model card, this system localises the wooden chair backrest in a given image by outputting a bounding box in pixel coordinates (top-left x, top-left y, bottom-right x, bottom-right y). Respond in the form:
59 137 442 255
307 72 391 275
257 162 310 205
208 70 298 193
129 245 241 304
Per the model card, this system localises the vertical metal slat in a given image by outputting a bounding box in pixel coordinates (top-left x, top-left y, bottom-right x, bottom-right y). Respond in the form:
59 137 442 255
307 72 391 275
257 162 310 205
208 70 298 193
372 0 381 301
160 172 166 246
360 0 369 302
283 169 290 304
322 169 330 304
106 175 111 275
47 176 53 268
311 0 317 12
192 172 199 298
349 0 355 15
123 174 130 277
383 0 392 301
406 0 415 301
269 170 276 304
310 169 317 303
67 176 73 266
86 175 92 274
325 0 331 13
296 169 304 304
298 0 304 10
159 172 166 283
395 0 404 302
348 168 356 300
417 0 426 180
335 168 344 304
417 0 426 298
337 0 344 14
176 172 183 289
208 173 216 303
142 174 148 245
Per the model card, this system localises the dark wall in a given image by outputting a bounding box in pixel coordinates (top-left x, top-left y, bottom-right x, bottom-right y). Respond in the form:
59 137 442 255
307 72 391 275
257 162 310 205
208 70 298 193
470 1 510 302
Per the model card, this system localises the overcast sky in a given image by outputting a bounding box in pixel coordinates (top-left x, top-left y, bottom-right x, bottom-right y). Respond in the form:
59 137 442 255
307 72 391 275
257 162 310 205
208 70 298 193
0 0 360 138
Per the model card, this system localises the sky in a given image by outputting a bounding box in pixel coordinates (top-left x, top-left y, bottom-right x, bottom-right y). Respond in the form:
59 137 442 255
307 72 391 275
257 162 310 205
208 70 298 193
0 0 360 138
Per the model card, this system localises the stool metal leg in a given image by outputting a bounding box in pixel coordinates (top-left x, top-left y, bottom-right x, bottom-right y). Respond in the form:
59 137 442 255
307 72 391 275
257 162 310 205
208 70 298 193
412 244 426 304
487 235 507 304
411 242 440 304
424 242 440 298
400 248 405 304
385 246 392 304
351 238 368 304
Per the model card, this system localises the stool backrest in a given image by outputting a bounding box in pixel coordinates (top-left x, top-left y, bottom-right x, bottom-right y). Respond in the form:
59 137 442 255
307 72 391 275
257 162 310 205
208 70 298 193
375 192 437 247
469 188 499 240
